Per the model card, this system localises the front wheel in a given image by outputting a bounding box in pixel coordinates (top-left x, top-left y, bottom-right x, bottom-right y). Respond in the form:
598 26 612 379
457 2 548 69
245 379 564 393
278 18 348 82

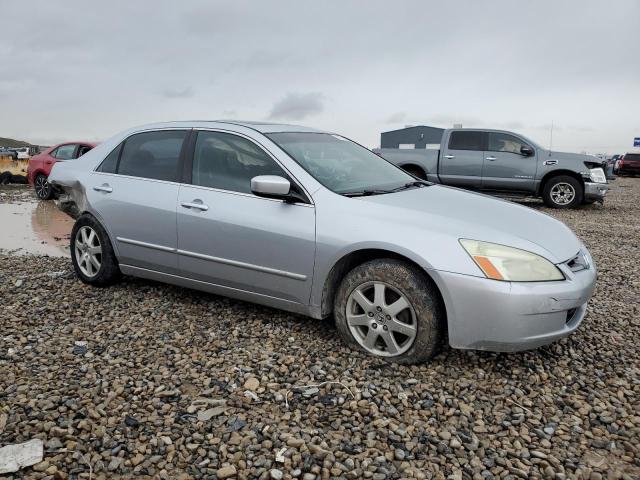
542 175 583 209
70 214 121 286
334 259 443 364
34 174 54 200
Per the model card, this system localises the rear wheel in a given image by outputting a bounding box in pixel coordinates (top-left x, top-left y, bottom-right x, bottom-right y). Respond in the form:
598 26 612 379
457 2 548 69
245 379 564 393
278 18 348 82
402 165 427 180
542 175 583 209
334 258 443 364
34 174 54 200
71 214 121 286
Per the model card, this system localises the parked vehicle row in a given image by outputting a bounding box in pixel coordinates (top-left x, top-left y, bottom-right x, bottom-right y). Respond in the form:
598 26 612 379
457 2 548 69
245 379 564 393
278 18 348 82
374 128 609 209
47 121 597 363
27 142 96 199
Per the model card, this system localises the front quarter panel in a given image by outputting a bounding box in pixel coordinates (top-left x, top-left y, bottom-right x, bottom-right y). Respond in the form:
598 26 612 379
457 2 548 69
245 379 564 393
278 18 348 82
309 188 482 310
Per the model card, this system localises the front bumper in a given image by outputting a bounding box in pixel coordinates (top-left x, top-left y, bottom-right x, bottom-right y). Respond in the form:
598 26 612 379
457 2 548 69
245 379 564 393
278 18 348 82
584 182 608 202
431 254 597 352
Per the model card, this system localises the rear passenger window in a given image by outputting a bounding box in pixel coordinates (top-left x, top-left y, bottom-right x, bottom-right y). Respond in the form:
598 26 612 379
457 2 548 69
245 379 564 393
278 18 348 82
448 131 485 151
192 131 287 194
96 144 121 173
117 130 187 182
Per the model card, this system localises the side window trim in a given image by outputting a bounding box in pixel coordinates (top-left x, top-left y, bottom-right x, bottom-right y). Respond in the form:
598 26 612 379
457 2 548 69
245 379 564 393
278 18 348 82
187 128 313 204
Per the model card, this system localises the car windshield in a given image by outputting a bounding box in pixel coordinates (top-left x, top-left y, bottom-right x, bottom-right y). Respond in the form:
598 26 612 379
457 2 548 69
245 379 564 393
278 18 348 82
266 132 417 195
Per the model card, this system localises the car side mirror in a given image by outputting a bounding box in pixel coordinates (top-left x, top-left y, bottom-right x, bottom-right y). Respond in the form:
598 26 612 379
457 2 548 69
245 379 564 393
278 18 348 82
520 146 534 156
251 175 305 203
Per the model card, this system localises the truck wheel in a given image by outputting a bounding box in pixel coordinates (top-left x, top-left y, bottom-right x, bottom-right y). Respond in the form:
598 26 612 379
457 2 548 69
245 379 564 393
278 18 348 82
333 258 443 364
403 166 427 180
542 175 583 209
70 214 121 286
34 174 55 200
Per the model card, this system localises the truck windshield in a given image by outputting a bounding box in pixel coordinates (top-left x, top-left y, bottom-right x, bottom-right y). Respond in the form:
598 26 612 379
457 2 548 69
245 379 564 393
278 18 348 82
266 132 417 195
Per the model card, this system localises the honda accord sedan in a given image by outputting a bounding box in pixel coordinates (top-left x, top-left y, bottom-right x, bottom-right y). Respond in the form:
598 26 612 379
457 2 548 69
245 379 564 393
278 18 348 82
48 121 597 363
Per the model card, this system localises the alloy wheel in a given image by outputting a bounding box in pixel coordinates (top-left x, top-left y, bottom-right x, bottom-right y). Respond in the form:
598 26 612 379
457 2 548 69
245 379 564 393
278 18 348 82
346 281 417 357
550 182 576 205
74 226 102 278
35 176 50 199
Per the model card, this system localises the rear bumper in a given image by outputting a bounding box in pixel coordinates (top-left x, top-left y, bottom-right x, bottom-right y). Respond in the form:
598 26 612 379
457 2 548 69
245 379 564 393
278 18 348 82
584 182 608 201
431 255 596 352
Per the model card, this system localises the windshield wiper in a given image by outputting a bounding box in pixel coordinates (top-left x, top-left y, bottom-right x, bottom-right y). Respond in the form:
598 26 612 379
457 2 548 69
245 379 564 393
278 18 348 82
342 181 430 197
389 180 431 192
342 189 392 197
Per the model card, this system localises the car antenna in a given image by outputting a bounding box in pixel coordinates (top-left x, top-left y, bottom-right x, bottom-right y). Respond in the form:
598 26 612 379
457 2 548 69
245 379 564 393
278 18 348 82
548 120 554 155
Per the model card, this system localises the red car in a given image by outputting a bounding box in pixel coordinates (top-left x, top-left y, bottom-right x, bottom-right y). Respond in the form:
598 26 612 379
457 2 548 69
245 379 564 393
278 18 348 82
617 153 640 176
28 142 97 199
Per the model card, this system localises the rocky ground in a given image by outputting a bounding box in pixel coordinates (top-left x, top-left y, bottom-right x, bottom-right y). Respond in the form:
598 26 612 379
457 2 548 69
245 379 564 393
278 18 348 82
1 179 639 480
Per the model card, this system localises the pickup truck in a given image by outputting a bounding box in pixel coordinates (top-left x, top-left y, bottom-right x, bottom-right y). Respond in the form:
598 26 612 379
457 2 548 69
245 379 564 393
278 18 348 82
374 128 609 208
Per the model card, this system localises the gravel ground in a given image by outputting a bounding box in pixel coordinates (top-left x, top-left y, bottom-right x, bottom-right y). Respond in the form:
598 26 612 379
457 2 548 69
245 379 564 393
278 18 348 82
1 180 639 480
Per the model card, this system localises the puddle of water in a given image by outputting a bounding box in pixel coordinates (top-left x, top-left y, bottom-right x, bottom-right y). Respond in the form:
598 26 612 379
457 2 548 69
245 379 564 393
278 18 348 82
0 198 74 256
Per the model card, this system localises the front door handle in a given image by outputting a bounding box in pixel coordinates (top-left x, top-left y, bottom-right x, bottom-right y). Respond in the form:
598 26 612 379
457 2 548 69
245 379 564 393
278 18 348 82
93 184 112 193
443 155 455 159
485 156 497 161
181 201 209 211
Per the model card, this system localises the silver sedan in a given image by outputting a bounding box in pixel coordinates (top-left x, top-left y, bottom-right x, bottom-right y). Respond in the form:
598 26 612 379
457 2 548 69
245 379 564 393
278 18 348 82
48 121 596 364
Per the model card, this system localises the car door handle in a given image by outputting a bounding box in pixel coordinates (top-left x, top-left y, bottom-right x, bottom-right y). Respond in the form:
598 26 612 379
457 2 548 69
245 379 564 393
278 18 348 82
544 160 558 166
181 201 209 211
93 185 112 193
443 155 455 159
485 156 497 161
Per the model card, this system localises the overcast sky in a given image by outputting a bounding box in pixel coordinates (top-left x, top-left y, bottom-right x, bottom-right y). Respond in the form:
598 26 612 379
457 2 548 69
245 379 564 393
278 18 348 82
1 1 638 153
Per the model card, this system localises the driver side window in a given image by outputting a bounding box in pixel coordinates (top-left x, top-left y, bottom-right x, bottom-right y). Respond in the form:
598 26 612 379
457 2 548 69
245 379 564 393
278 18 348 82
488 133 529 155
53 144 77 160
191 131 287 194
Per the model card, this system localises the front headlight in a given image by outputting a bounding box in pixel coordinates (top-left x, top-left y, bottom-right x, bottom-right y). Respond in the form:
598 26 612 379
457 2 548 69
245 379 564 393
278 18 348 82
460 239 564 282
589 168 607 183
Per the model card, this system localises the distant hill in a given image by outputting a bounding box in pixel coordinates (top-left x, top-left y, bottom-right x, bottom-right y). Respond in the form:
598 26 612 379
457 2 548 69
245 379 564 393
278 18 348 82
0 137 32 148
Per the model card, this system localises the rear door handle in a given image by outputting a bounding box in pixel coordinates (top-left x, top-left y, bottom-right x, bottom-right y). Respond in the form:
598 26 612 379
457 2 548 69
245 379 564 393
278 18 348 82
443 155 455 159
485 156 497 161
544 160 558 166
93 184 112 193
181 201 209 211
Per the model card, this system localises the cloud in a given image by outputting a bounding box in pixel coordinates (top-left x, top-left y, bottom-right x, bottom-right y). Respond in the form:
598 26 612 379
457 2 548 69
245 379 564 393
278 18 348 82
162 86 195 99
268 92 324 121
385 112 408 124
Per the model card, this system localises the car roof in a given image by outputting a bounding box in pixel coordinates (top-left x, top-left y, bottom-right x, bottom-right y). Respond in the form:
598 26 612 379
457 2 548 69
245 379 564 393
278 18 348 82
130 120 327 135
52 141 98 148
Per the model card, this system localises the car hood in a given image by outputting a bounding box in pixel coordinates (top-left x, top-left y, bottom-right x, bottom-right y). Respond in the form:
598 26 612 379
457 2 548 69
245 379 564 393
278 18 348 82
356 185 582 263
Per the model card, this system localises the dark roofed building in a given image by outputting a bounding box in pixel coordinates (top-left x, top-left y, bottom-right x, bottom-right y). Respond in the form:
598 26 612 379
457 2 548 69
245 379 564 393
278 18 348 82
380 125 445 149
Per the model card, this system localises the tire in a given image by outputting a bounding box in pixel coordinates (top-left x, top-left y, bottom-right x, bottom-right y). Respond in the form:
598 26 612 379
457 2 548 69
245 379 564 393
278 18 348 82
334 258 443 364
402 165 427 180
70 214 121 286
34 173 54 200
542 175 583 209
